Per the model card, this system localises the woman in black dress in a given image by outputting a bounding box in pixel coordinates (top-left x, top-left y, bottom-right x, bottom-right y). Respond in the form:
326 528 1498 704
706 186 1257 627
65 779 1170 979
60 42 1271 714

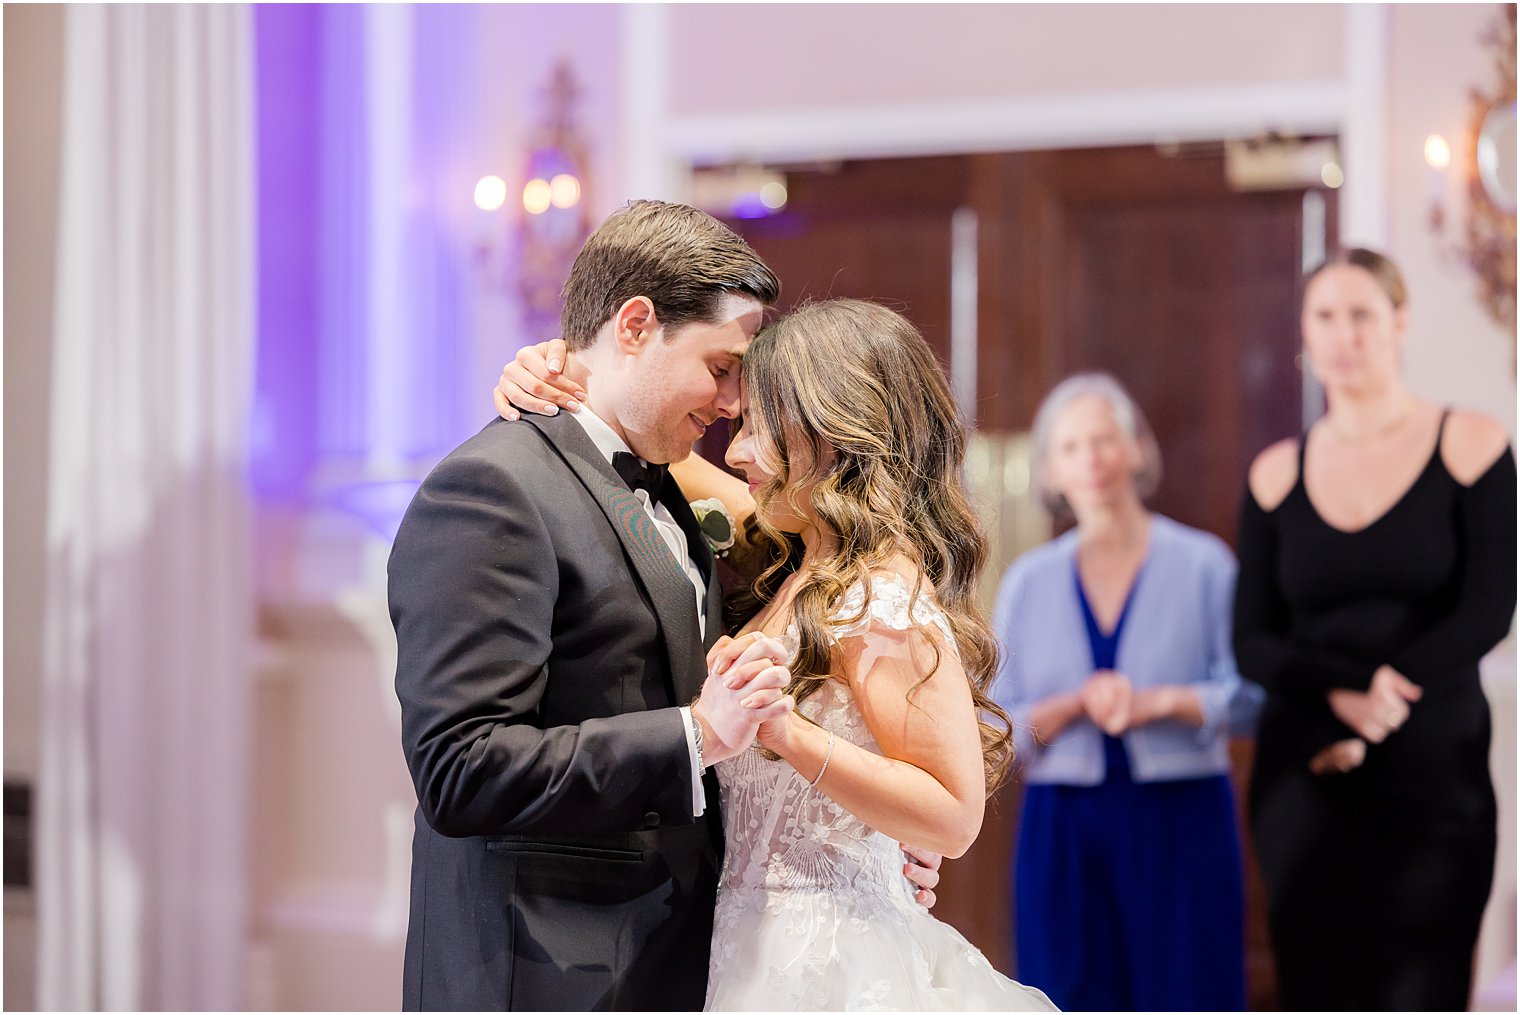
1235 248 1515 1011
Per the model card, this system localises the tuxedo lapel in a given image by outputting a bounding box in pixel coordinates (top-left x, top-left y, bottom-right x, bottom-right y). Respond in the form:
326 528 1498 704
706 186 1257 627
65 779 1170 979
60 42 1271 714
702 576 726 652
522 413 706 703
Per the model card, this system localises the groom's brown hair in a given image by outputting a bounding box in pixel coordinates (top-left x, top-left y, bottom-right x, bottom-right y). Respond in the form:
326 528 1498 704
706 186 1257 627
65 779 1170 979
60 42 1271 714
559 199 780 351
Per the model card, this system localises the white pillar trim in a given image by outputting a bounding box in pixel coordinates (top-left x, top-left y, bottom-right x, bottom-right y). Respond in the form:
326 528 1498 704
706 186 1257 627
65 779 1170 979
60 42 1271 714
619 4 680 202
1340 2 1392 248
364 4 412 472
660 80 1348 168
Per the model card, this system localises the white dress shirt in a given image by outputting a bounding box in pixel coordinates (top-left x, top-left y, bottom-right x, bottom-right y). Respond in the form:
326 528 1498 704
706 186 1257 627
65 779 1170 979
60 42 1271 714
567 406 711 816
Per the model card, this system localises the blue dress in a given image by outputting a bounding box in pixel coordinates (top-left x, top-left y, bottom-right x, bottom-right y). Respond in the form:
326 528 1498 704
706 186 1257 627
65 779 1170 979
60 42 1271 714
1013 567 1247 1011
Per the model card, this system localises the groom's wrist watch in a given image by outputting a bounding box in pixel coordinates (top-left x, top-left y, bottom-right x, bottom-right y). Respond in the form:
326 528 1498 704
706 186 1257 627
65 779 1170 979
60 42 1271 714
692 715 706 772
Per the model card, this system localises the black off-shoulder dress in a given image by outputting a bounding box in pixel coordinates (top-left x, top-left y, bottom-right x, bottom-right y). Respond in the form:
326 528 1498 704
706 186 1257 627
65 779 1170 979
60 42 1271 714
1234 411 1516 1011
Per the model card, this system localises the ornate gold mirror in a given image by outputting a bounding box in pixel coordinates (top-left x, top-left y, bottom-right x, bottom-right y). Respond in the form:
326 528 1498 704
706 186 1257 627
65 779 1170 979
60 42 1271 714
1464 5 1517 337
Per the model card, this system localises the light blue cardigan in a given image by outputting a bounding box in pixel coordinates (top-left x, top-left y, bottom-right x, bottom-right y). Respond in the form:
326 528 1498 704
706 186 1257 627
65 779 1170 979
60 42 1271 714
991 514 1264 786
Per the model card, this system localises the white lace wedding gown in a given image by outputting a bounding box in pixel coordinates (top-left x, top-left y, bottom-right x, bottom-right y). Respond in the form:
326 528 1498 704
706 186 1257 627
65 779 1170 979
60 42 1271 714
704 575 1057 1011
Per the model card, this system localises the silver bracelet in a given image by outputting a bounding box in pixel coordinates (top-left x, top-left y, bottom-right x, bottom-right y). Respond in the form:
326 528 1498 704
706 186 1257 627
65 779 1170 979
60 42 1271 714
809 731 835 789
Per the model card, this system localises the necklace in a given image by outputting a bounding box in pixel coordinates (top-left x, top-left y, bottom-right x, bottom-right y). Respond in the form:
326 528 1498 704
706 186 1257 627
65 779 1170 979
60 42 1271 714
1324 398 1416 446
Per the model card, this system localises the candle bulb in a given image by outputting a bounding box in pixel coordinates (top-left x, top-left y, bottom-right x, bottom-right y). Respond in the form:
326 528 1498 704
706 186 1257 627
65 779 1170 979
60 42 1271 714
1424 134 1452 231
1424 135 1451 199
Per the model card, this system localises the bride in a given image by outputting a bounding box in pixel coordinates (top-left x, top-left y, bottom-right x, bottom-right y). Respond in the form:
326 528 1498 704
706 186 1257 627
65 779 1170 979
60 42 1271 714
500 299 1055 1012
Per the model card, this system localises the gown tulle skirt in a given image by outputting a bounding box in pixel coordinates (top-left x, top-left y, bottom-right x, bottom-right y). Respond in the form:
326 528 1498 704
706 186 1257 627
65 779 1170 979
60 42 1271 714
705 882 1057 1011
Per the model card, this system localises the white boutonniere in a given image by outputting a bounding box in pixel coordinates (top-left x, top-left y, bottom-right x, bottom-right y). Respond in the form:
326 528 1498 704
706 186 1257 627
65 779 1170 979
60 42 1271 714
688 497 737 556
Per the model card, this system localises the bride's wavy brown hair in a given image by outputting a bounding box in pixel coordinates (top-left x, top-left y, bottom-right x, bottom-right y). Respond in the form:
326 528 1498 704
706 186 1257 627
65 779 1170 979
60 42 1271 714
740 299 1015 792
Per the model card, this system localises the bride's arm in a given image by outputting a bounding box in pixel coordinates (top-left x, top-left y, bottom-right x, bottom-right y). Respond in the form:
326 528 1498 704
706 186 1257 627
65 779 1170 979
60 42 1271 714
758 625 987 858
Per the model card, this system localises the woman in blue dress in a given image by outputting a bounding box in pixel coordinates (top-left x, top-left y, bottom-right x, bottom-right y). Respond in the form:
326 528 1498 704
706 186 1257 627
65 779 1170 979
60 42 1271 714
992 373 1263 1011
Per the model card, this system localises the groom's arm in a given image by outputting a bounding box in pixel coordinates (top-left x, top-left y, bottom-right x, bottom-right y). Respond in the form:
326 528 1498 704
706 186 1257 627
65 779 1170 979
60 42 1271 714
390 448 696 840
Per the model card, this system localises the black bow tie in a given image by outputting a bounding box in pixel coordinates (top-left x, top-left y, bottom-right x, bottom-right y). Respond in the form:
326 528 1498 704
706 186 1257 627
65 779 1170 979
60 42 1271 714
613 451 668 497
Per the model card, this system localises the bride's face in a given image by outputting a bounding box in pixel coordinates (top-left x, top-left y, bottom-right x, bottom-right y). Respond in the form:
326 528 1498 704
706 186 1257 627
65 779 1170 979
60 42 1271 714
725 390 823 535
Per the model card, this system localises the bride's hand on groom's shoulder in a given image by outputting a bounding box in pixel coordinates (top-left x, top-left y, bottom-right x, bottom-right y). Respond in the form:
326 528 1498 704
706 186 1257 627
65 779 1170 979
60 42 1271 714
494 338 587 421
693 632 796 765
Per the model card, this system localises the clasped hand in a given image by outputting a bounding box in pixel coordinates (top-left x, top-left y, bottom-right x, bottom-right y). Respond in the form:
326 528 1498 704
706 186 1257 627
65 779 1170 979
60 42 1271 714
1310 665 1421 777
1327 664 1422 744
692 631 796 766
1309 738 1367 776
1081 670 1134 735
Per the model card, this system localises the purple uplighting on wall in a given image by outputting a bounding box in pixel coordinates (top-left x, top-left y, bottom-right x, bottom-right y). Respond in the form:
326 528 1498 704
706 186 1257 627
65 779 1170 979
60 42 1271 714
250 6 476 534
251 5 324 501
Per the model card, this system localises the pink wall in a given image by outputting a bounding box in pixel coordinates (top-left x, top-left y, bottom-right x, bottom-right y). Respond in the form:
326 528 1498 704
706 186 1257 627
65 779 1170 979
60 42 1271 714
670 3 1344 115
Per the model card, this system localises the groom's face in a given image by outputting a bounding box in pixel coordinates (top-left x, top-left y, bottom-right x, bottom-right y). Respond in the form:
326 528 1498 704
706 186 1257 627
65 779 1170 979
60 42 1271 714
619 293 765 465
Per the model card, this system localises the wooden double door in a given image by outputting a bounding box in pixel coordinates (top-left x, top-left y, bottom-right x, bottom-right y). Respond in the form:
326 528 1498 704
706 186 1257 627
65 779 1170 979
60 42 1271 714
716 144 1334 1010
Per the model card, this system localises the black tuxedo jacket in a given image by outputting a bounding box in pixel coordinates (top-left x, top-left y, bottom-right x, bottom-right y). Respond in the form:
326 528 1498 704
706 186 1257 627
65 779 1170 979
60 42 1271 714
389 413 727 1011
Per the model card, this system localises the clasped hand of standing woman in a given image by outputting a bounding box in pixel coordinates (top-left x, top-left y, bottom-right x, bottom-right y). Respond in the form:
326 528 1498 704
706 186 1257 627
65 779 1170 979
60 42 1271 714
1081 670 1133 735
1309 664 1423 775
1080 670 1202 735
1329 664 1422 742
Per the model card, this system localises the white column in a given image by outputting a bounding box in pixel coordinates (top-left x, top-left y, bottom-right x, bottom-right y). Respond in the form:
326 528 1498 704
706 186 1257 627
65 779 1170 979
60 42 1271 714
620 4 680 202
1341 3 1392 248
364 4 413 474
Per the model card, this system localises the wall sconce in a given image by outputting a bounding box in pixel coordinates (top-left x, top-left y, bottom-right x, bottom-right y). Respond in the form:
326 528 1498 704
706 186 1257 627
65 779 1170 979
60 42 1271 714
1424 131 1452 232
1426 6 1516 340
473 59 592 343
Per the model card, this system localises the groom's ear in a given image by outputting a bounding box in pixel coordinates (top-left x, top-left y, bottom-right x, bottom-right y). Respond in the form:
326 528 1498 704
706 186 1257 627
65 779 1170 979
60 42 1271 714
612 296 661 356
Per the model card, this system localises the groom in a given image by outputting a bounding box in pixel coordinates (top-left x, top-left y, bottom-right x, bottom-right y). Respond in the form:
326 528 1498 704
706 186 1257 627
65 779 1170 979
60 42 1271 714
390 201 797 1011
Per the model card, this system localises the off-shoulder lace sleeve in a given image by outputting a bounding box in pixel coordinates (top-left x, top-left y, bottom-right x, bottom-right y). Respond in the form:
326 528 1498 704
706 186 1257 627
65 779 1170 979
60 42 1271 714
825 573 959 657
